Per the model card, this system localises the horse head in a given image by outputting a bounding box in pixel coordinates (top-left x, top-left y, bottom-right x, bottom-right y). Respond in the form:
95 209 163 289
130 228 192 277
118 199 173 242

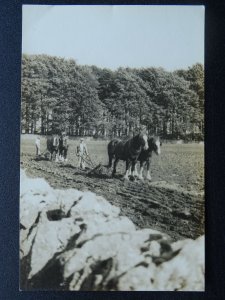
148 136 161 155
133 133 149 151
142 133 149 150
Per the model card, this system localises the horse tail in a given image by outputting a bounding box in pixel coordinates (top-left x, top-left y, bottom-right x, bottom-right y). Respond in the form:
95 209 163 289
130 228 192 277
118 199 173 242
46 137 52 152
107 139 119 167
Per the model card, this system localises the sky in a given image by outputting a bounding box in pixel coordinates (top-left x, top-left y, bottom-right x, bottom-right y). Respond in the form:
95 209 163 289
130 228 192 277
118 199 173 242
22 5 204 71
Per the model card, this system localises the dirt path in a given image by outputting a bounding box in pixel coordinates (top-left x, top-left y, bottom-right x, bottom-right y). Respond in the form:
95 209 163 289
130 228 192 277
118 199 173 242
21 153 204 241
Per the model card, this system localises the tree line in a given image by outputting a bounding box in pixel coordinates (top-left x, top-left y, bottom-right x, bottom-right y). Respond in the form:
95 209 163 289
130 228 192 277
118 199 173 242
21 54 204 140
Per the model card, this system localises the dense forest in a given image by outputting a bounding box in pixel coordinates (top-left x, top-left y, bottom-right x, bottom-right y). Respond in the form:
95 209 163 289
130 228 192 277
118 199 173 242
21 54 204 140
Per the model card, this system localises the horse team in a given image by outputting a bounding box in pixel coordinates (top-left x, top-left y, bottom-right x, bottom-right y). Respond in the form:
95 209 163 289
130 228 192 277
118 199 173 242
46 132 69 162
108 133 161 181
45 131 161 181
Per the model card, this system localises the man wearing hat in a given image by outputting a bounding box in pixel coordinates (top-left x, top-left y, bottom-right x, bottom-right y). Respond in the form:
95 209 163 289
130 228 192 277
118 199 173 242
76 138 88 169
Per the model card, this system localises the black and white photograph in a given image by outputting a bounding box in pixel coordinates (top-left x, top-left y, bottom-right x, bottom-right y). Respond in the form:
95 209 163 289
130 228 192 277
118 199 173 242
20 5 205 291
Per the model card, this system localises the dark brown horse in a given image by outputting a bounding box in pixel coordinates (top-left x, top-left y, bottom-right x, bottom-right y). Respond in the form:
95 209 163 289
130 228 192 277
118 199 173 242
108 133 149 179
46 135 59 161
136 136 161 180
59 134 69 162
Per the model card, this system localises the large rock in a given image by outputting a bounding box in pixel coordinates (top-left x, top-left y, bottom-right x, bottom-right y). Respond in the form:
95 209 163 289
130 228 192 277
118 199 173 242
69 192 120 218
20 169 204 291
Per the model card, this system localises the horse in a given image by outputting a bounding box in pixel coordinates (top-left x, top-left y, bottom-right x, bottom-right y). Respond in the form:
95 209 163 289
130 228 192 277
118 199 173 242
59 135 69 162
136 136 161 181
108 133 149 180
46 135 59 161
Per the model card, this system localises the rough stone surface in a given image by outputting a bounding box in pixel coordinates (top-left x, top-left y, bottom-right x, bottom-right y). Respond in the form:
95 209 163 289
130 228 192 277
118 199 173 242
20 169 205 291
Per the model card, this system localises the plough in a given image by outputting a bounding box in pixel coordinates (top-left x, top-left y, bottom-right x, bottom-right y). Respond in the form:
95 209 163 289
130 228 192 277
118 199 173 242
35 150 110 176
81 155 109 176
34 148 51 160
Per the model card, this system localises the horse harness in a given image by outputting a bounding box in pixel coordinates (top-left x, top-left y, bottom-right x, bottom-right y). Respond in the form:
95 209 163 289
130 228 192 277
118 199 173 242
126 135 144 160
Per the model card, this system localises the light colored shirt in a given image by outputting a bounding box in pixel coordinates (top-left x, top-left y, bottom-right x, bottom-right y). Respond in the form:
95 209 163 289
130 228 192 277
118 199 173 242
78 143 88 155
35 138 40 148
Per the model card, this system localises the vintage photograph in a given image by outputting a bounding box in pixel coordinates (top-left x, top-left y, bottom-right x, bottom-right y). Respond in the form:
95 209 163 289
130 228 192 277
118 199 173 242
20 5 205 291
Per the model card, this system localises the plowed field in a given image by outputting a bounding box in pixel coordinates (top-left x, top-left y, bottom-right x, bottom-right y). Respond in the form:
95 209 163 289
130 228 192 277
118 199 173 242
21 136 204 241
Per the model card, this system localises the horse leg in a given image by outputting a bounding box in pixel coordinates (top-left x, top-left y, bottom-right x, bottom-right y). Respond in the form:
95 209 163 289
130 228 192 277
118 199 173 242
127 163 132 176
64 147 68 162
112 158 119 177
124 160 131 180
58 148 62 161
51 150 55 161
108 154 113 168
61 148 65 162
130 161 138 180
146 159 152 181
108 142 116 168
133 162 138 177
138 161 144 180
55 149 59 162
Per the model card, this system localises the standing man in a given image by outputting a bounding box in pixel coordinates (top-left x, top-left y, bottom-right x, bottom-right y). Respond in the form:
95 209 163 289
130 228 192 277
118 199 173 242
35 136 41 156
76 138 88 169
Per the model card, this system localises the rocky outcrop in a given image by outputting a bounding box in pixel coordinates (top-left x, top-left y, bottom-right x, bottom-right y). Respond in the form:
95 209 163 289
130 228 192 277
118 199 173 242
20 169 204 291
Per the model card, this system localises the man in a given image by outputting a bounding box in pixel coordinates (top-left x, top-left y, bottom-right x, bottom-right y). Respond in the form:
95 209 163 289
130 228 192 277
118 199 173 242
35 136 41 156
76 138 88 169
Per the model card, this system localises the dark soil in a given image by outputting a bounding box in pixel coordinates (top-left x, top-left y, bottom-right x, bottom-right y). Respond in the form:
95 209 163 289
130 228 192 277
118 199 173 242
21 152 204 241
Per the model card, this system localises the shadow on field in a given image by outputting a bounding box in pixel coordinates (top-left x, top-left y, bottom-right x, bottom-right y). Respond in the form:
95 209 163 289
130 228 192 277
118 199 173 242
33 156 49 162
59 163 76 169
86 172 128 180
86 172 110 180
